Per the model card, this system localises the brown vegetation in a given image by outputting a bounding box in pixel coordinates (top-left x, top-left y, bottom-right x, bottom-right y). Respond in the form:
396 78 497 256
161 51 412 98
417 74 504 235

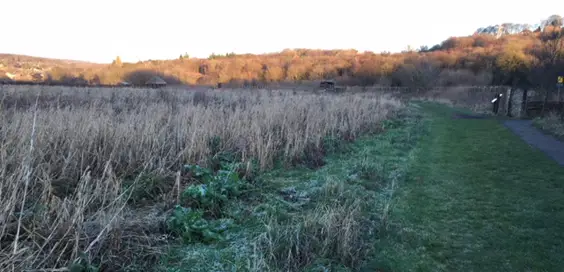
1 28 563 90
0 85 401 271
533 112 564 139
1 21 563 272
415 86 510 113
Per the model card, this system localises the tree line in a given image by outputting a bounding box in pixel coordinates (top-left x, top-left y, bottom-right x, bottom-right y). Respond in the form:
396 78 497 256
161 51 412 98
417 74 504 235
9 26 564 91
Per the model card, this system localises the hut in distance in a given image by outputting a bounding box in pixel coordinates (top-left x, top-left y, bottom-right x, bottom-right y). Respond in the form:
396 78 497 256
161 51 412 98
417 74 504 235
145 76 167 88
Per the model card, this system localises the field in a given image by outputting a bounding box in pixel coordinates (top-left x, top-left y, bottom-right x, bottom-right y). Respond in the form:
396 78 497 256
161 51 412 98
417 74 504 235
3 84 564 272
0 85 403 271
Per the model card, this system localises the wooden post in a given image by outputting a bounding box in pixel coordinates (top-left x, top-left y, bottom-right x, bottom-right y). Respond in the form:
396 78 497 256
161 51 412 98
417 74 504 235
522 88 529 119
558 83 564 121
505 87 512 117
553 76 563 119
541 87 549 117
512 89 524 118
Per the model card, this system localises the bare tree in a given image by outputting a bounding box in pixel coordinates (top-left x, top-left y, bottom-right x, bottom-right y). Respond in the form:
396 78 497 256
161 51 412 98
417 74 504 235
392 58 441 90
529 27 564 116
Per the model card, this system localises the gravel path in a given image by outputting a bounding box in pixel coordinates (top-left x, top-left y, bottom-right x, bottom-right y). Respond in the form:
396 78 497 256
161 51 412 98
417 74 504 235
504 120 564 166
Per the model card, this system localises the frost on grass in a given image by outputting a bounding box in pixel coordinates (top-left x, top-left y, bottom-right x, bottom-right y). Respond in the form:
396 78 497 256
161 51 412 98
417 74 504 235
0 85 402 271
533 112 564 139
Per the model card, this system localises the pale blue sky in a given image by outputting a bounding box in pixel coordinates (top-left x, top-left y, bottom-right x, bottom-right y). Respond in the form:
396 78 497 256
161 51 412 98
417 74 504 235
1 0 560 63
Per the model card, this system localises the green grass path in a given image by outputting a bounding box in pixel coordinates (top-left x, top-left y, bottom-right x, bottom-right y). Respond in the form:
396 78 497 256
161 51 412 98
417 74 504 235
378 103 564 272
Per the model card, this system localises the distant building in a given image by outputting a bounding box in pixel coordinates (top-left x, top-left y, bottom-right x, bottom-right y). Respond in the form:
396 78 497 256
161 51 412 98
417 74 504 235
319 80 336 89
145 76 167 88
32 73 44 81
119 81 132 86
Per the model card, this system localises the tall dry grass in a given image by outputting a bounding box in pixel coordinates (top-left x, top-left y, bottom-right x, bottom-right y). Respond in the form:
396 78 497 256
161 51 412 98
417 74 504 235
0 85 402 271
254 179 373 271
414 86 510 113
533 112 564 139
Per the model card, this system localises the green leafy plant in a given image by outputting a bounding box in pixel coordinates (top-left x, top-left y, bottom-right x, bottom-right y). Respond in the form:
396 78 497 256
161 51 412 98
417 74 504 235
182 163 244 216
68 253 99 272
185 164 214 182
168 163 244 244
167 205 234 244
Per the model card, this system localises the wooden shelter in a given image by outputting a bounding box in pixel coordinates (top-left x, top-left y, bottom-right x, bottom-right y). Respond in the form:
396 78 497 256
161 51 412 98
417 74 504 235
319 80 336 90
145 76 167 88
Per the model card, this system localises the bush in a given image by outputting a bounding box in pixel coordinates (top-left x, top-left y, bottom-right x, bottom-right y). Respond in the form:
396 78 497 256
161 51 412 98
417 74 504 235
533 112 564 139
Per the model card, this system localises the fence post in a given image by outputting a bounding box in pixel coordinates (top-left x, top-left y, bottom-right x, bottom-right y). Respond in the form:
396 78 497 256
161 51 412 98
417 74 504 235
522 89 529 119
541 88 550 116
558 85 561 105
504 87 512 116
559 85 564 121
510 89 525 118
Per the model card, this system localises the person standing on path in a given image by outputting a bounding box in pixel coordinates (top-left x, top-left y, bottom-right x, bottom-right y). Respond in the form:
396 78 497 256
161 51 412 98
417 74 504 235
491 93 503 114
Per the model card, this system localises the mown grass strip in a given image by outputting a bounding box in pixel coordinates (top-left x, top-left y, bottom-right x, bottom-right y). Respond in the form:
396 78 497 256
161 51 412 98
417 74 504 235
373 103 564 272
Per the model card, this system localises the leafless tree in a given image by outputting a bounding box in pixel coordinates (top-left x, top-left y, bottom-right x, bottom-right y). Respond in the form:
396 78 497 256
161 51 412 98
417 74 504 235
529 27 564 116
392 58 441 89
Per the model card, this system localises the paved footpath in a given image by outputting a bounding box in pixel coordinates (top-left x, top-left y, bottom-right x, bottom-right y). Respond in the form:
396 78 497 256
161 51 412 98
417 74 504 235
504 120 564 166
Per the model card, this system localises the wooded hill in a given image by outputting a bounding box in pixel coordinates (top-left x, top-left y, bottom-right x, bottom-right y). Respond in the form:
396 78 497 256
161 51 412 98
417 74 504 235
1 26 563 90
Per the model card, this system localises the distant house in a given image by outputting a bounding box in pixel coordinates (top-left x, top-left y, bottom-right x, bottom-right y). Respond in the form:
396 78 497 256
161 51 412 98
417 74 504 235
32 73 44 81
119 81 132 86
145 76 167 88
319 80 336 89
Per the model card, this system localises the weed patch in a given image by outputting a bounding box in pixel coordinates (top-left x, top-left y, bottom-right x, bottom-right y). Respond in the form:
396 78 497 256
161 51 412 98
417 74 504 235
0 86 402 271
159 103 425 272
533 112 564 140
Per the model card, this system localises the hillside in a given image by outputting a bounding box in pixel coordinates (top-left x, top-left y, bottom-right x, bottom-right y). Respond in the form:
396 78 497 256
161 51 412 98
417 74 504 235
0 54 105 83
2 15 564 271
1 19 563 89
0 53 105 81
475 14 563 37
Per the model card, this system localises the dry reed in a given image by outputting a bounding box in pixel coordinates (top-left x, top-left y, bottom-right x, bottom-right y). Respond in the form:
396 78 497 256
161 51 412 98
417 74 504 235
412 86 509 113
0 85 402 270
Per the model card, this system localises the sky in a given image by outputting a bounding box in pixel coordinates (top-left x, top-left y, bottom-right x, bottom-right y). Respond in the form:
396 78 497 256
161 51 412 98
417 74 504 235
1 0 561 63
